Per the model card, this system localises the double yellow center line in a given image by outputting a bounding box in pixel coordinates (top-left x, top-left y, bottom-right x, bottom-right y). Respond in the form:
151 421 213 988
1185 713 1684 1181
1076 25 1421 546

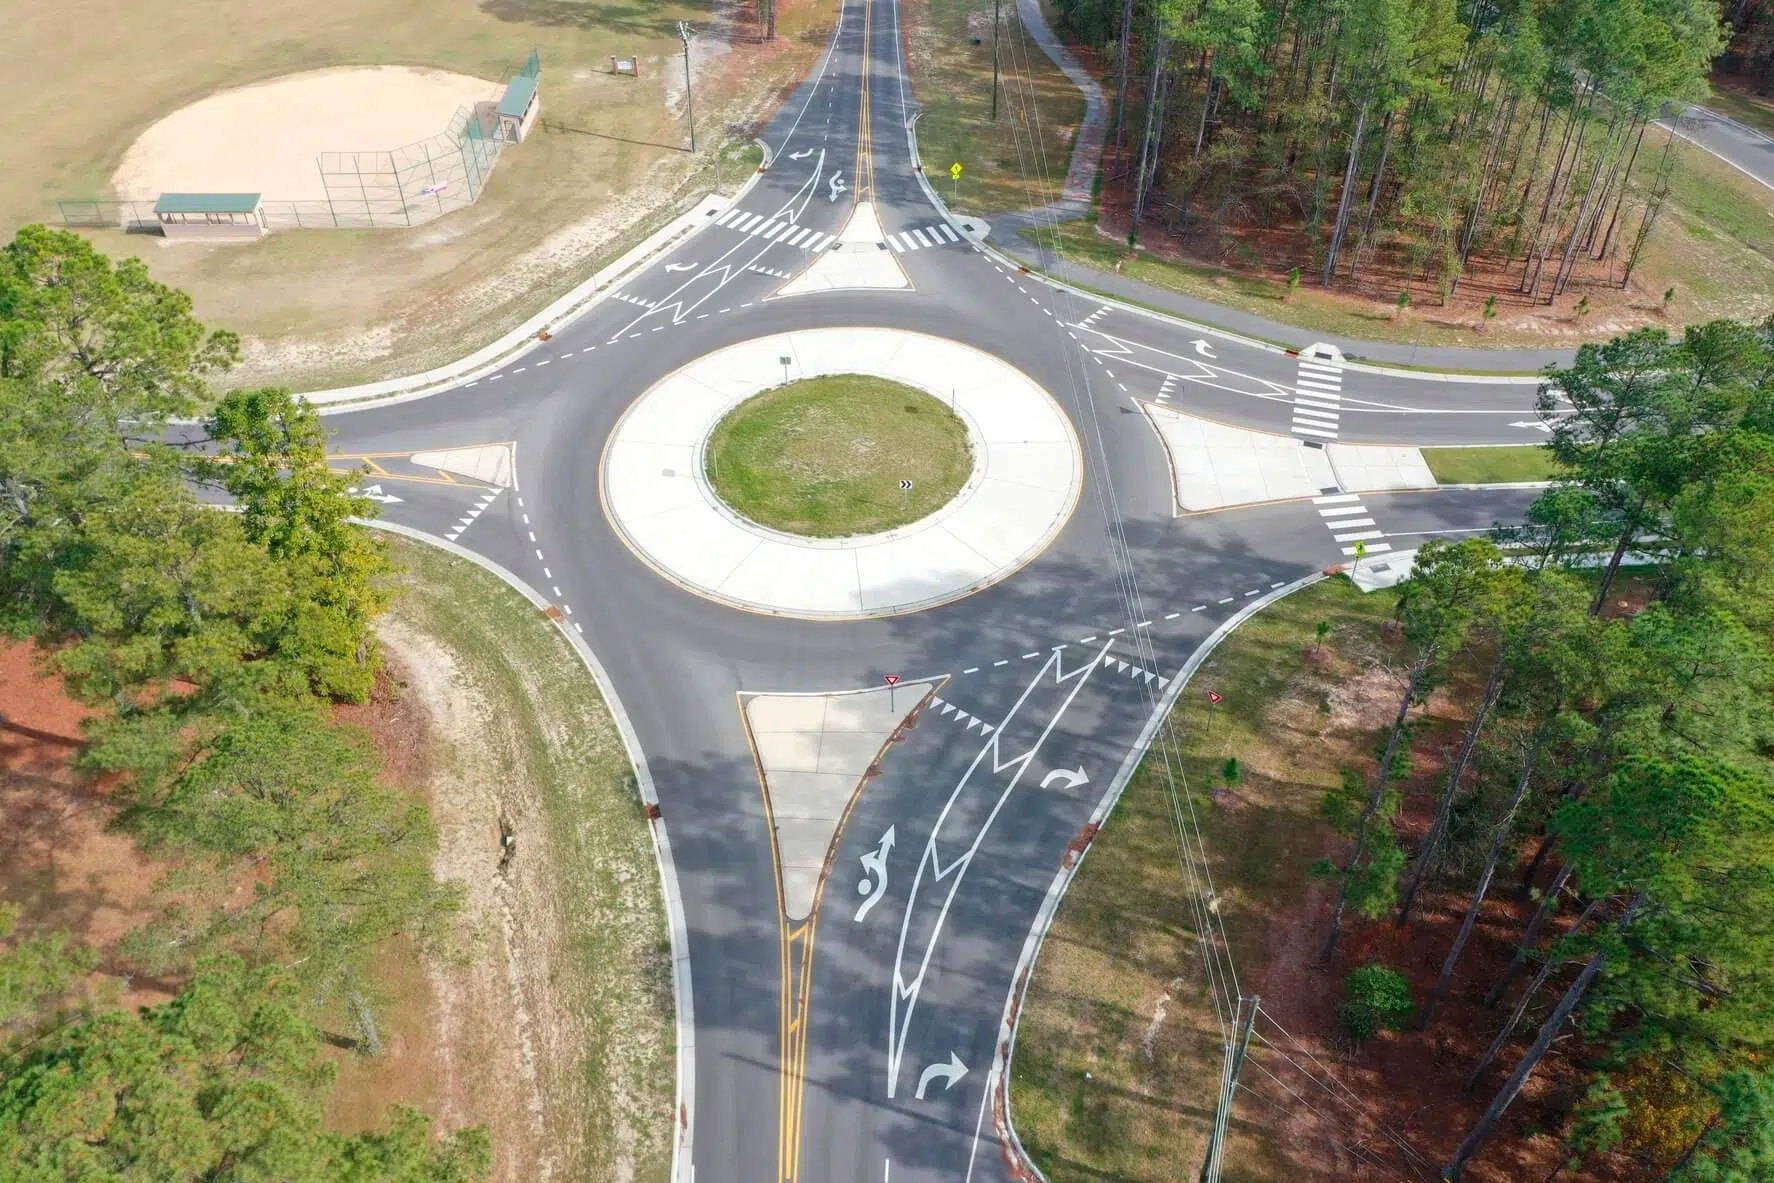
853 0 875 202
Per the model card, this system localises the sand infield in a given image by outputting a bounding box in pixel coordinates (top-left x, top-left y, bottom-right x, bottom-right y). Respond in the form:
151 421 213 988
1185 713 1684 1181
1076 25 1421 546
112 65 500 202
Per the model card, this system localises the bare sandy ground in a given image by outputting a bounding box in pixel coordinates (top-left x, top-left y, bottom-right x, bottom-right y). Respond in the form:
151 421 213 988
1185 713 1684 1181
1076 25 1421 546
113 66 499 201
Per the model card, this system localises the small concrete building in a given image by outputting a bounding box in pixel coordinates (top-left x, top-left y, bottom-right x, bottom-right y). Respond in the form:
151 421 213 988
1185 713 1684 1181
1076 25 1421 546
496 73 541 143
154 193 266 240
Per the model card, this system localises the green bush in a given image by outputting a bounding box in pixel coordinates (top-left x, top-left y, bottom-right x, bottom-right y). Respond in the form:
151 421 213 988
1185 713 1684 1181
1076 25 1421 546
1339 964 1415 1040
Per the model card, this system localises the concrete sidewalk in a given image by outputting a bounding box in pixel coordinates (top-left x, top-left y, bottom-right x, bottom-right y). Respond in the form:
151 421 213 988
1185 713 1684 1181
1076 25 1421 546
1142 404 1436 513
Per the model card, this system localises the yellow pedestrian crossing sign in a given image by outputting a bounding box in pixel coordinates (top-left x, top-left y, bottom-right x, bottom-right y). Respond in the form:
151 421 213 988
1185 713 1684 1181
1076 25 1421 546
950 162 963 181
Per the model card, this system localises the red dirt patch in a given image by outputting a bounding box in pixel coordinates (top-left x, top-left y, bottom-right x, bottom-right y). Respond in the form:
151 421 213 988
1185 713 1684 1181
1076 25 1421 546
0 641 173 1011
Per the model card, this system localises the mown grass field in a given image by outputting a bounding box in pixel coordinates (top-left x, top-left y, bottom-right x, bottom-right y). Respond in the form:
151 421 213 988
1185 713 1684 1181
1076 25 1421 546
9 0 827 390
705 374 974 536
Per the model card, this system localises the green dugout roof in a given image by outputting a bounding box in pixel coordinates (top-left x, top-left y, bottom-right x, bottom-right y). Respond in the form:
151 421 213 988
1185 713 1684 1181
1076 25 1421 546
497 74 539 119
154 192 262 215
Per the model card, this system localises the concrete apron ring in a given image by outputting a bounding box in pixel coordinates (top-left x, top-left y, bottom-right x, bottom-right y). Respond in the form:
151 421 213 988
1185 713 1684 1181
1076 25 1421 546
598 327 1085 619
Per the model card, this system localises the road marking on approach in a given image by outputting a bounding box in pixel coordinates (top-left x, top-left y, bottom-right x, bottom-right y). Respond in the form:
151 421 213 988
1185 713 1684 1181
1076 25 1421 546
1292 354 1345 438
1314 493 1391 556
710 207 837 252
882 223 963 252
444 488 502 543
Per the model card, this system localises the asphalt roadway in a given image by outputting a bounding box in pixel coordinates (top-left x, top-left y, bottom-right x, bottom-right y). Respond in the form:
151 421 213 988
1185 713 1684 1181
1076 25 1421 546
317 1 1553 1177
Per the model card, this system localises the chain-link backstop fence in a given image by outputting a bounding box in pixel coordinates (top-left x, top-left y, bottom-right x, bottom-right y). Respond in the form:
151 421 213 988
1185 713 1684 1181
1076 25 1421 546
58 51 537 234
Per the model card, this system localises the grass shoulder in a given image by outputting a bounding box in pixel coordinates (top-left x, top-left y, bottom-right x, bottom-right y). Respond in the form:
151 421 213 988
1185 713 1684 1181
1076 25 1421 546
332 537 673 1182
904 0 1086 215
705 374 973 537
1421 445 1563 485
1009 576 1394 1181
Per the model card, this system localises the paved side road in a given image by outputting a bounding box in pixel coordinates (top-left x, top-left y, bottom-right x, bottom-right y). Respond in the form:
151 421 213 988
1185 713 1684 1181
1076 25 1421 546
1665 101 1774 192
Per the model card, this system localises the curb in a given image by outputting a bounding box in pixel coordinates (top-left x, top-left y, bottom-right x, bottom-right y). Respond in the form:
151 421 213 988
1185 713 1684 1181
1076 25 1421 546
367 520 697 1183
983 570 1330 1182
309 151 771 415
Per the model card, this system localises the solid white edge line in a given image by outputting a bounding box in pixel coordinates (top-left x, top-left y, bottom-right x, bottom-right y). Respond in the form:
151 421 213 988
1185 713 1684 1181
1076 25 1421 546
364 520 695 1183
986 571 1328 1183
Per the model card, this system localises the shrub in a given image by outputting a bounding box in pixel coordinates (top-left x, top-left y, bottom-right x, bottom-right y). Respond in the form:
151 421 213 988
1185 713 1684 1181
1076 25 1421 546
1339 964 1414 1040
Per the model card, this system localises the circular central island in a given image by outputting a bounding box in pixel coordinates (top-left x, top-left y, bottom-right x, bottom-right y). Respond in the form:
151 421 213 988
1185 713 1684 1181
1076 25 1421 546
599 328 1083 619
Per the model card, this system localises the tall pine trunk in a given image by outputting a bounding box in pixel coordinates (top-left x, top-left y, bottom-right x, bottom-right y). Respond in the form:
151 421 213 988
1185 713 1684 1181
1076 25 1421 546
1111 0 1136 173
1419 744 1539 1030
1490 861 1574 1007
1470 892 1606 1086
1397 652 1506 926
1597 118 1649 260
1320 652 1427 962
1323 103 1369 284
1347 109 1396 279
1447 894 1643 1179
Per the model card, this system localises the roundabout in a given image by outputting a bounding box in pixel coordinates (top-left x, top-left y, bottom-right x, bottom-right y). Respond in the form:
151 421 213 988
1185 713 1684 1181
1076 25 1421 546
599 326 1083 619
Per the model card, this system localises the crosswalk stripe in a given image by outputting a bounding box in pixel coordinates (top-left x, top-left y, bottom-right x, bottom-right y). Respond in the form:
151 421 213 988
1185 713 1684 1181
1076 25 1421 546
1314 493 1361 504
1319 506 1371 517
716 207 740 226
937 223 960 242
912 228 934 247
900 232 920 251
1297 378 1343 392
1328 518 1377 530
1295 396 1343 410
732 212 761 232
1299 362 1344 378
1292 407 1340 423
1292 424 1339 438
769 223 795 241
1343 542 1393 556
784 226 809 246
806 233 832 251
758 219 780 237
1334 528 1386 542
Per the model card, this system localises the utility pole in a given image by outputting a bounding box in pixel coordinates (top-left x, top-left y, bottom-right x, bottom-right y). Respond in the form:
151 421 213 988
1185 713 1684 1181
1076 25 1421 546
990 0 1002 122
1199 995 1260 1183
678 21 697 154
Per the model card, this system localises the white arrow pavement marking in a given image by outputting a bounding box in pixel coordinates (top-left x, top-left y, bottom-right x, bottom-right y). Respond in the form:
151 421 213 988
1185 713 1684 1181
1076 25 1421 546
853 825 896 923
788 147 815 160
1192 339 1217 358
349 484 403 504
664 262 696 272
1039 765 1090 791
828 170 848 202
886 641 1110 1098
1511 420 1554 432
914 1052 968 1100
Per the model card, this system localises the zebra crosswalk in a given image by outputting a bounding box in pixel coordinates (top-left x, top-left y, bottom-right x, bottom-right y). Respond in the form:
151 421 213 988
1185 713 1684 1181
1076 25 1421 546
711 207 836 251
883 223 963 252
1291 356 1345 439
1313 492 1390 557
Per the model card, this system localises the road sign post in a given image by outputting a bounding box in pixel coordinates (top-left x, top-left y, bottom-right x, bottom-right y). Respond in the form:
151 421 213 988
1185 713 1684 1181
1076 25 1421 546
1352 539 1368 572
950 161 963 204
899 478 913 515
677 22 696 153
